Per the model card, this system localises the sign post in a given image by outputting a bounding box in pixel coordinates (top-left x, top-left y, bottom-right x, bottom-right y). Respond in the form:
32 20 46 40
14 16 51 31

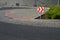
37 6 44 19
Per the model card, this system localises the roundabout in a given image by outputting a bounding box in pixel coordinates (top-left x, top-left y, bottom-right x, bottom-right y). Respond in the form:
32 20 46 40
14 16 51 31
0 7 60 40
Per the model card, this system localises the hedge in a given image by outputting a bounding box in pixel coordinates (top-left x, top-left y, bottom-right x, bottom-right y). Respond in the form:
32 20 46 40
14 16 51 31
45 6 60 19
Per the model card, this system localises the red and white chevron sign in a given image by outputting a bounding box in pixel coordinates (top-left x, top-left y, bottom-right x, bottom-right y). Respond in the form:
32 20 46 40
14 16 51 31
37 6 44 13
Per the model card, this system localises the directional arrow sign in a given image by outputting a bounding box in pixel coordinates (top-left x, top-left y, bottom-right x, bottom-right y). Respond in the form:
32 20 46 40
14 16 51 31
37 6 44 13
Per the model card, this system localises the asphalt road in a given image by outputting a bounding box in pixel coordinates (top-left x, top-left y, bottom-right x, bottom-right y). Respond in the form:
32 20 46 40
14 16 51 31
0 21 60 40
0 8 60 40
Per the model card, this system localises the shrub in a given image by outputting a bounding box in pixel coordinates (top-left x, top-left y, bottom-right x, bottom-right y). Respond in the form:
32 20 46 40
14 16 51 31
45 6 60 19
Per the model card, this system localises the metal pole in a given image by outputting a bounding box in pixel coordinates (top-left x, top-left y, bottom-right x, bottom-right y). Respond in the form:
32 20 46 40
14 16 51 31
34 0 37 7
40 16 41 19
57 0 59 5
39 13 42 19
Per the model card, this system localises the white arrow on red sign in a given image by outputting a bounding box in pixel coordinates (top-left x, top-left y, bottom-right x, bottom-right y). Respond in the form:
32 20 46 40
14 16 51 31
37 6 44 13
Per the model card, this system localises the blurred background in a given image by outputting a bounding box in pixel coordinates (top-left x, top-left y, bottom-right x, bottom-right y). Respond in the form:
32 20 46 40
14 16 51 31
0 0 60 7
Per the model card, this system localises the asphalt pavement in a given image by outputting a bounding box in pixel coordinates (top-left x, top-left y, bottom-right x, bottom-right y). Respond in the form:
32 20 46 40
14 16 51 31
0 21 60 40
0 8 60 40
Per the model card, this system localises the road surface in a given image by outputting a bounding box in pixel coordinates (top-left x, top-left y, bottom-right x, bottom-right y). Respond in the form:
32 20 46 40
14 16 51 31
0 8 60 40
